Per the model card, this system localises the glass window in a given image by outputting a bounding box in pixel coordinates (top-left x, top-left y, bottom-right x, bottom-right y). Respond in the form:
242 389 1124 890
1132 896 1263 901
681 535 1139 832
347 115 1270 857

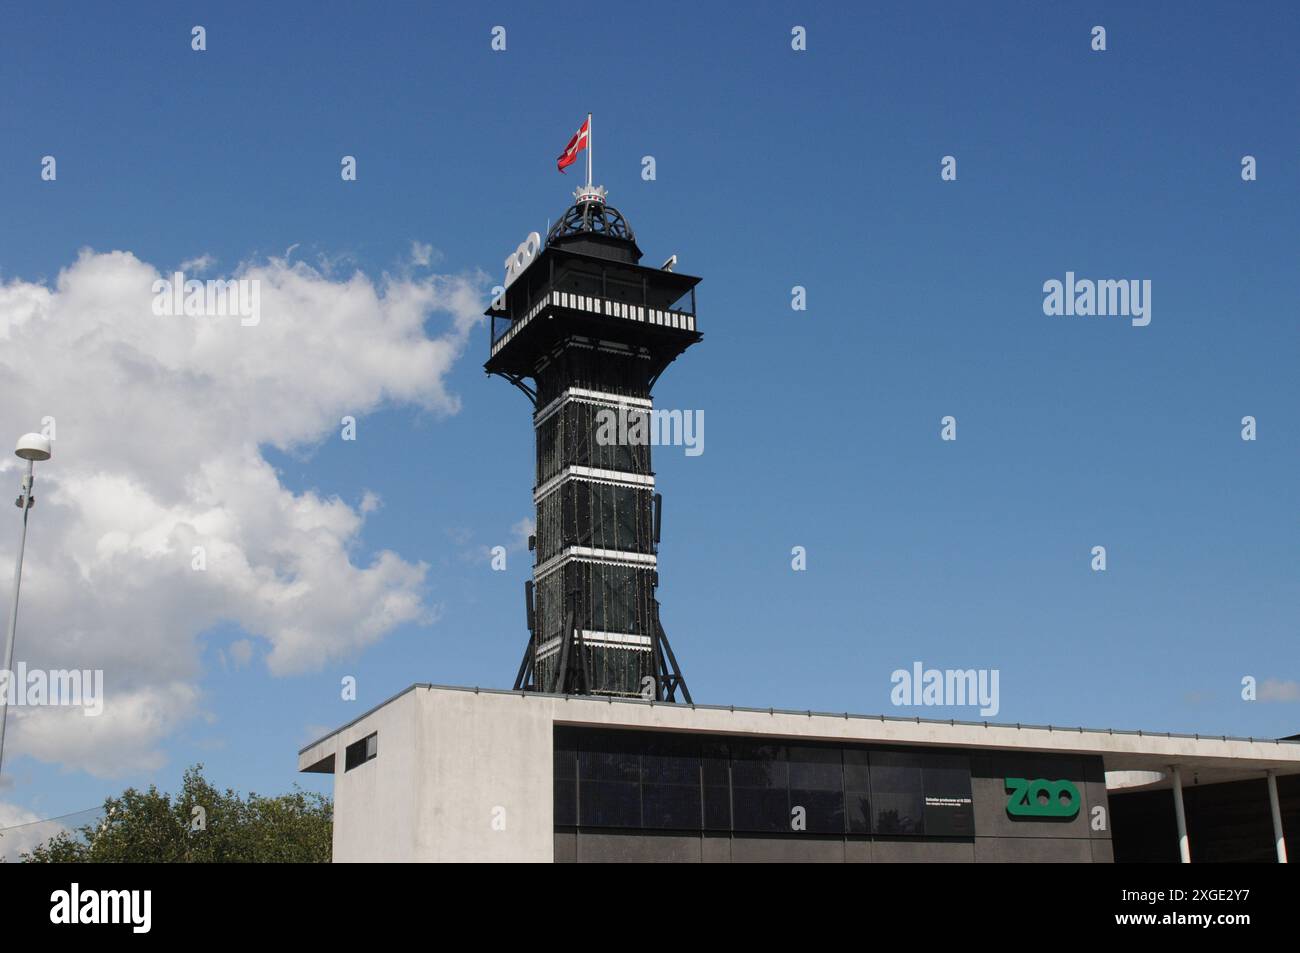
640 736 701 830
788 745 842 790
789 789 845 834
577 731 641 828
843 748 872 833
873 793 924 835
701 740 731 831
578 780 640 828
553 728 975 841
703 786 731 831
787 745 844 834
731 787 790 833
579 733 639 782
701 741 729 787
845 790 872 835
871 751 925 835
731 743 789 832
922 754 974 837
641 738 698 786
843 748 871 791
730 742 786 789
344 732 377 772
554 731 578 827
641 784 700 830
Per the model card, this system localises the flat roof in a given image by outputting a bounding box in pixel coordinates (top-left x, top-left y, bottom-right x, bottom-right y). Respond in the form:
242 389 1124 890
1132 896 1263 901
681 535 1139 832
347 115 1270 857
298 683 1300 787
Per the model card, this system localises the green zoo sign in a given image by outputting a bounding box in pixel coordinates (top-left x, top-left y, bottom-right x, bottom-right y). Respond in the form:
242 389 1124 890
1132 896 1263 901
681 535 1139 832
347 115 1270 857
1005 778 1081 818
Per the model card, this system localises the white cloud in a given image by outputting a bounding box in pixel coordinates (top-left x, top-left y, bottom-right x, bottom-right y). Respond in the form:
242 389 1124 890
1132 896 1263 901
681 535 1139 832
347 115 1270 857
0 248 486 777
1259 679 1300 703
179 253 216 274
510 516 535 552
410 241 440 268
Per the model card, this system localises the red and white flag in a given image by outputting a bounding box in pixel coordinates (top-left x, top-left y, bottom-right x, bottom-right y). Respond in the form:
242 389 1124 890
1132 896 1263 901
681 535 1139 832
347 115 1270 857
556 116 590 173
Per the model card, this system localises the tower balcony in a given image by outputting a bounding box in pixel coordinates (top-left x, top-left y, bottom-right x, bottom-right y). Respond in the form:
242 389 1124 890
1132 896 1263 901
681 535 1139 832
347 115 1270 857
490 288 697 357
485 245 701 383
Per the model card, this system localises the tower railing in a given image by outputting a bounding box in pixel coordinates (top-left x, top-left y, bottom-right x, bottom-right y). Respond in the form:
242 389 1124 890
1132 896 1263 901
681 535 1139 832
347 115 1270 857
490 288 697 353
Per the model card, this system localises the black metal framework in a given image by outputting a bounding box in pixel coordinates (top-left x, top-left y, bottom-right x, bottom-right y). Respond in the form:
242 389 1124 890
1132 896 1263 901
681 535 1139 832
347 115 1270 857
546 199 637 245
490 192 700 703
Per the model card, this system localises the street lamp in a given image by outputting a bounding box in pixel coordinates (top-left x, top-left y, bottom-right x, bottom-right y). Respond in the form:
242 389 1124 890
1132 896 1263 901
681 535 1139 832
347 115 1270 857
0 433 52 780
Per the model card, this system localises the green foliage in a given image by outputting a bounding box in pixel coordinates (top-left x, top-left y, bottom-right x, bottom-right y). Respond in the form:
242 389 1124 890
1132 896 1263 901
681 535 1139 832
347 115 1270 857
20 764 332 863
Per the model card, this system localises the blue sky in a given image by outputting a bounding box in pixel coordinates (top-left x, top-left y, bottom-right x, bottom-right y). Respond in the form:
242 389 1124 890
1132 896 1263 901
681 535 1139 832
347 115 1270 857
0 1 1297 829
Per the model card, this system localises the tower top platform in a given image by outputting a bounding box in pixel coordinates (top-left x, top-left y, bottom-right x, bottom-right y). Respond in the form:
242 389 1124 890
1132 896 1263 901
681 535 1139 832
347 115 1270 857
484 241 701 381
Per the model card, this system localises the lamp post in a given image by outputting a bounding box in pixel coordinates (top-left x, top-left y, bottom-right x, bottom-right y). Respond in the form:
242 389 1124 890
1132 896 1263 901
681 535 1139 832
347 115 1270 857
0 433 52 780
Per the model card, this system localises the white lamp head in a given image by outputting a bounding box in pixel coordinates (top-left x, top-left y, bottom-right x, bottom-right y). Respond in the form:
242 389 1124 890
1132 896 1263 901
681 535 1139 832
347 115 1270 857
14 433 51 462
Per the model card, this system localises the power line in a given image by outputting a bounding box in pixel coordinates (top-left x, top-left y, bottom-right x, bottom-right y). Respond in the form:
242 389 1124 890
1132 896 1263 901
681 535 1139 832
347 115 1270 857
0 805 102 834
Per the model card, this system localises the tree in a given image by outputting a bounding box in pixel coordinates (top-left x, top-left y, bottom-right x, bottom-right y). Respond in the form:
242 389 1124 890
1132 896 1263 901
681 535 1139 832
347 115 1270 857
20 764 332 863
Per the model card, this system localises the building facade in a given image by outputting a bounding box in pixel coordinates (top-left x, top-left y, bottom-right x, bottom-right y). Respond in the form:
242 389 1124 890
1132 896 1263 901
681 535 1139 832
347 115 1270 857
298 685 1299 862
304 166 1300 864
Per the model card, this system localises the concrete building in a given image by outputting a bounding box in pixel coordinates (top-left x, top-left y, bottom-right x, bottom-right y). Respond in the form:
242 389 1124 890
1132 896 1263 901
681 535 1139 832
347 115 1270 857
298 684 1299 863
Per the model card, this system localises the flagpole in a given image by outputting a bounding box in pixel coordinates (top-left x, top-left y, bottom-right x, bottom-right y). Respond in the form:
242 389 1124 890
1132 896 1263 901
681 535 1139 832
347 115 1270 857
586 112 592 188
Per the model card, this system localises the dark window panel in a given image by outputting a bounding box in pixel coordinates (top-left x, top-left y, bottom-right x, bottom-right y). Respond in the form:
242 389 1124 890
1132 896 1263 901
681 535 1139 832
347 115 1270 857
702 785 731 830
923 755 974 836
788 745 843 791
874 793 925 835
790 788 846 834
845 790 872 834
553 731 578 782
344 732 377 772
579 780 641 828
730 743 787 789
641 740 699 786
923 763 972 798
700 741 729 787
578 734 640 782
924 797 975 837
842 748 871 792
580 749 639 783
732 786 789 833
555 779 577 827
555 727 977 841
871 752 924 797
641 784 701 830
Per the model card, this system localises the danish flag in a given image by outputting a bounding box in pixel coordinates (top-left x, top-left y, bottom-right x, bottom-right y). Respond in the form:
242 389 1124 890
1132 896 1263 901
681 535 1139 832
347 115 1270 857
556 116 590 173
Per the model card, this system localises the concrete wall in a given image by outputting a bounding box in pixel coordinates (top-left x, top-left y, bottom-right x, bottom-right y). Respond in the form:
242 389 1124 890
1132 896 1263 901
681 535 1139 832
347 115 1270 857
321 688 556 862
968 751 1111 862
412 689 554 862
328 689 422 863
